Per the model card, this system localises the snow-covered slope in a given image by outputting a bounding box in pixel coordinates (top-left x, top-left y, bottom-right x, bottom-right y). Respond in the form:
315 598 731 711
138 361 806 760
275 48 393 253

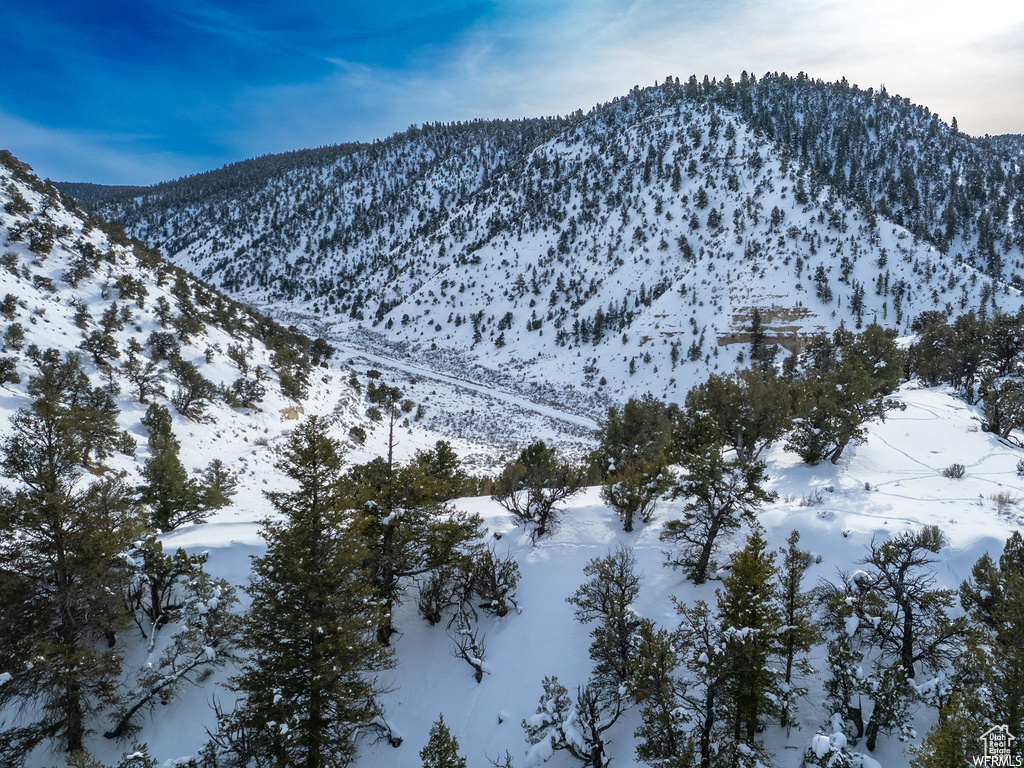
69 76 1024 408
7 146 1024 768
0 150 357 478
54 382 1024 768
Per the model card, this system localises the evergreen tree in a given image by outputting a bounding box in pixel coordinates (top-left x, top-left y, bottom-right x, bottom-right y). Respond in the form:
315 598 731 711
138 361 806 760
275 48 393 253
660 449 775 583
108 562 239 740
817 577 870 741
198 458 238 510
863 661 916 751
910 691 983 768
787 326 905 464
631 619 692 768
138 404 201 531
123 537 208 644
594 394 676 477
567 546 643 696
169 357 216 421
680 369 794 461
0 396 143 760
856 526 966 677
523 677 621 768
958 531 1024 751
674 600 727 768
777 530 820 728
787 354 899 464
600 458 671 532
122 339 167 404
346 451 483 645
420 715 466 768
413 440 473 501
221 417 393 767
491 441 583 541
716 528 783 755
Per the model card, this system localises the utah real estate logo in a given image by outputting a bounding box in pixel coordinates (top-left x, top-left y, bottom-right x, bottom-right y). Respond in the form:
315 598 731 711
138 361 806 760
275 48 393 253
977 725 1022 767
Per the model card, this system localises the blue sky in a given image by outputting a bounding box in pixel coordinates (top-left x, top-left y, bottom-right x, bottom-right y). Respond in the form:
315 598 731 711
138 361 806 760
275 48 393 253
2 0 1022 185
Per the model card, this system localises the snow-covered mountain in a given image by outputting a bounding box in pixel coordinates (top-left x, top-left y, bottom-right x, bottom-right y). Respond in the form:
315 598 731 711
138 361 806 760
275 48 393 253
68 74 1024 405
0 150 357 472
2 72 1024 768
1 150 597 481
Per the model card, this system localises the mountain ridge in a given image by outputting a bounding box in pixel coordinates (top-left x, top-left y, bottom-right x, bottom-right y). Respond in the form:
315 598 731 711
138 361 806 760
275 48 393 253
59 73 1024 405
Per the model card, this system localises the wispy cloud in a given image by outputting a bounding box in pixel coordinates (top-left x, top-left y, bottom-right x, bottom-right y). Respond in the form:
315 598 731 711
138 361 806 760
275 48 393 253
2 0 1021 183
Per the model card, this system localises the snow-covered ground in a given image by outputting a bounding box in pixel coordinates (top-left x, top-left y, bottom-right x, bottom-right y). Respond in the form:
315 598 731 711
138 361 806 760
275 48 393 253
61 383 1022 768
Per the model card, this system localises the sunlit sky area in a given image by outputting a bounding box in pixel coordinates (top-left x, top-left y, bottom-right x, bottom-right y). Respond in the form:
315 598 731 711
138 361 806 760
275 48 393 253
2 0 1022 185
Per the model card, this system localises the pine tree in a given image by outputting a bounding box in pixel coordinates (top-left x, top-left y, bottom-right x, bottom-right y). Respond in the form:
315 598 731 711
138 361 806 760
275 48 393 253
777 530 820 728
864 661 916 751
491 441 583 541
220 417 393 767
523 677 621 768
122 339 167 404
660 450 775 583
716 528 783 754
856 526 966 677
680 369 793 461
959 531 1024 749
594 394 675 476
138 404 200 531
0 395 143 760
822 634 867 742
346 449 483 645
600 458 671 532
631 619 692 768
420 715 466 768
567 546 643 695
108 561 239 740
674 600 727 768
787 326 905 464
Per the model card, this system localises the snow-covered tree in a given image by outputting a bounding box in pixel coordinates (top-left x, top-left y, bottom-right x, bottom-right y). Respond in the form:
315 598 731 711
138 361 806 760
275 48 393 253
716 528 783 759
776 530 820 728
567 545 643 695
523 677 622 768
863 661 917 751
107 558 239 740
600 459 671 532
631 619 692 767
0 395 144 759
856 525 967 677
492 441 584 541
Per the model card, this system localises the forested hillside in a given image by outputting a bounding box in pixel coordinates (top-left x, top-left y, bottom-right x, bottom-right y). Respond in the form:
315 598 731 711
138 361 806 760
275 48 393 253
6 72 1024 768
67 74 1024 403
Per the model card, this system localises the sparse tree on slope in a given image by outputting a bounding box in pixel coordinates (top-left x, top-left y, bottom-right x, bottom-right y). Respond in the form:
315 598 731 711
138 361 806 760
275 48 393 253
138 403 200 531
660 449 775 584
0 395 143 760
492 441 584 541
219 417 393 767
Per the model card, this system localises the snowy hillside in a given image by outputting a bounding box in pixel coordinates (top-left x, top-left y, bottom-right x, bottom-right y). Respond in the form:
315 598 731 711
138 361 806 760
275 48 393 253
67 74 1024 407
32 381 1023 768
0 150 354 478
0 151 593 471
